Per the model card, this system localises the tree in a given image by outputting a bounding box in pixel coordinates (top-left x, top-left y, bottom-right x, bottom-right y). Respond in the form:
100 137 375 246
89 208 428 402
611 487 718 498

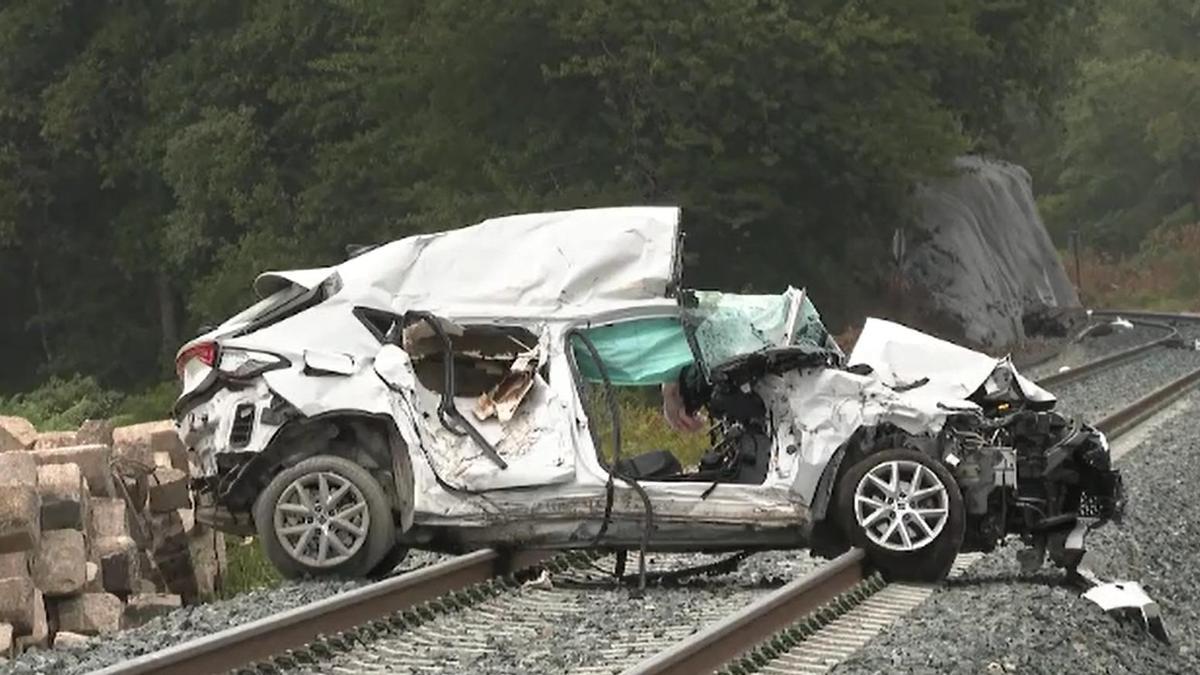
0 0 1097 392
1041 0 1200 252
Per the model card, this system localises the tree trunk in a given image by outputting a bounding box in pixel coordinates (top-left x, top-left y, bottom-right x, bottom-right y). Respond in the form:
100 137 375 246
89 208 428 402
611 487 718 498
158 268 179 369
30 259 53 364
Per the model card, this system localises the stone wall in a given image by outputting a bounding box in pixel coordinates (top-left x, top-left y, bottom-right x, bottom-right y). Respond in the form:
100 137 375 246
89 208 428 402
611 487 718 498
0 415 225 657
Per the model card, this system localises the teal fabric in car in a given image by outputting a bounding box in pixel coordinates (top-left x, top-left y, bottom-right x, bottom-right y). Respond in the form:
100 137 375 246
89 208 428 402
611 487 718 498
572 318 695 386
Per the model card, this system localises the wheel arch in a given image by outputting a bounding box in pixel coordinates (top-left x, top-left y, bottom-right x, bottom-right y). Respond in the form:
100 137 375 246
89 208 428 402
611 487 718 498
221 410 415 531
812 423 942 519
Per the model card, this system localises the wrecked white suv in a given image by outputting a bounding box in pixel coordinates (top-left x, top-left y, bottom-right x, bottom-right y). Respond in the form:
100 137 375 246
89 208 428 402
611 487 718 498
174 207 1123 582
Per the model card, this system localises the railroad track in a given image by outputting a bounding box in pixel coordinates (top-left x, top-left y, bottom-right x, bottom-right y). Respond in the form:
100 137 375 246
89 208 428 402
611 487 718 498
93 312 1200 675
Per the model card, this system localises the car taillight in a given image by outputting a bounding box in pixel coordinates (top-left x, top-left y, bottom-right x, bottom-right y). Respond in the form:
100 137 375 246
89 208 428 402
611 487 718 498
176 342 218 378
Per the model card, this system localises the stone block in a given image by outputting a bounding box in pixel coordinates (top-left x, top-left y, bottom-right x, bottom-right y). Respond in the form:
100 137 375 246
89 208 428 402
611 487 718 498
123 593 181 628
113 421 184 470
0 487 39 554
94 536 139 595
32 431 77 450
36 463 89 531
15 589 46 650
0 552 30 579
0 452 37 488
0 623 11 658
88 498 129 541
76 419 114 447
33 530 86 597
192 526 226 598
52 630 90 651
32 445 114 497
149 510 189 553
120 474 148 514
149 467 191 513
83 561 102 593
0 577 35 634
0 417 36 452
54 593 122 636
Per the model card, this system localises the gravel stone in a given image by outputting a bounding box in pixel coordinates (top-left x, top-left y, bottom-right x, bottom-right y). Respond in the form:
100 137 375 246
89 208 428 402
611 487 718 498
1050 345 1200 422
833 393 1200 675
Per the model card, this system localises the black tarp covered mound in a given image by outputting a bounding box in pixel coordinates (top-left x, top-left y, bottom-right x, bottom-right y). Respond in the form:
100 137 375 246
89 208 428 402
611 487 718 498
905 156 1081 348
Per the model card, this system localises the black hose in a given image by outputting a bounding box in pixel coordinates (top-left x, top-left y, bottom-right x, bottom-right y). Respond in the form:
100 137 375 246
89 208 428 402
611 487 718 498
567 328 655 596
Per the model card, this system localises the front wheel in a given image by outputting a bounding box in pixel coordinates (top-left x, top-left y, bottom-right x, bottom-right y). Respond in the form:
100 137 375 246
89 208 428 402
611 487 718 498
836 448 964 582
254 454 396 579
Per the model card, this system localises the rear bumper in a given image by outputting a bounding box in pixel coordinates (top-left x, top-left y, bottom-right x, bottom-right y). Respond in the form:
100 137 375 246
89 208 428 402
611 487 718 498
174 378 281 478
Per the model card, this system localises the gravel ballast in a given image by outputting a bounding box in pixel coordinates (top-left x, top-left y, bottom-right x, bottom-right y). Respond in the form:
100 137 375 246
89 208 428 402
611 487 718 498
2 550 446 675
833 393 1200 675
1024 322 1170 381
1049 345 1200 421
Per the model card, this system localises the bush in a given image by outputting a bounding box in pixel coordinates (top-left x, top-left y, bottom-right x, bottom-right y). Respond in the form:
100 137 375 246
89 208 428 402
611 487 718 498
112 381 179 426
0 375 123 431
1071 223 1200 311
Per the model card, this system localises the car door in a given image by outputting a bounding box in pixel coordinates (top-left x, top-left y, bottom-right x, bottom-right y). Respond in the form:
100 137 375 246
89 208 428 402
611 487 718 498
373 311 578 492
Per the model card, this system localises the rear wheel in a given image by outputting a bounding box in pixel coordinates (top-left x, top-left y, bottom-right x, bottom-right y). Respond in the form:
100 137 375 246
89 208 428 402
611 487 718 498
254 454 396 579
836 448 964 582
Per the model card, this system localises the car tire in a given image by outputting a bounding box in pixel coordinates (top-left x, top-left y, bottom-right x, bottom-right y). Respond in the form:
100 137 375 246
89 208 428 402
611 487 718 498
254 454 396 579
367 543 412 579
836 448 964 582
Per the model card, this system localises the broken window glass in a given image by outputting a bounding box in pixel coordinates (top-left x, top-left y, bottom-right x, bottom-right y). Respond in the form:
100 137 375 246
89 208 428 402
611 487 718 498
681 287 842 372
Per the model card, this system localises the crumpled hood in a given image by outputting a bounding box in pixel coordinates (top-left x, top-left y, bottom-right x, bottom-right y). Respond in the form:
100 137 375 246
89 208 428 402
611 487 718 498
848 318 1056 405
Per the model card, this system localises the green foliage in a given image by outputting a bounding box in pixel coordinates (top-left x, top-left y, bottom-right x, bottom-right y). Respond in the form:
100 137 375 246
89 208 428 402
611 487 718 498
0 375 123 431
111 381 179 427
220 535 284 597
1040 0 1200 252
584 386 713 468
0 0 1097 392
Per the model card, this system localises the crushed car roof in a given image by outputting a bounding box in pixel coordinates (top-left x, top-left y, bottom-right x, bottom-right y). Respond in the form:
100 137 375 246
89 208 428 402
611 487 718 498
255 206 682 316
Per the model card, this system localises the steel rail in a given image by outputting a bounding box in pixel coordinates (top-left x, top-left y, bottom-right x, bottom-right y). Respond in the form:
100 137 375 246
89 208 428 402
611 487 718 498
94 548 550 675
1095 364 1200 439
1090 309 1200 323
1034 319 1179 388
621 549 866 675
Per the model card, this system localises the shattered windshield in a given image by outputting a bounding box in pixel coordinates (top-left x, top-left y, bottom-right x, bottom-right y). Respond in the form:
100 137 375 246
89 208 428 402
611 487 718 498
681 287 842 372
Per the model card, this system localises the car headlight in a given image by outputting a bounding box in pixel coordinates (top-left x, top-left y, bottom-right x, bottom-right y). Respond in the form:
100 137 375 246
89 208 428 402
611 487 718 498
217 349 288 379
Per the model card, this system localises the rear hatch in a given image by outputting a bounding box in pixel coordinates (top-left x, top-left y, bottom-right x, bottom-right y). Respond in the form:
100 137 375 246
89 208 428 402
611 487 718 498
174 270 334 409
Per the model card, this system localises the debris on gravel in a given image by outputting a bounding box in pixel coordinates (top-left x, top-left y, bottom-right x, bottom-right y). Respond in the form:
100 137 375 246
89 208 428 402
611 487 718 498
833 394 1200 675
1024 322 1167 381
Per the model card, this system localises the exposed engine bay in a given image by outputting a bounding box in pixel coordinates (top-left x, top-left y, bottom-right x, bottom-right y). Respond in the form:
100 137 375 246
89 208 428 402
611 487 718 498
668 332 1125 577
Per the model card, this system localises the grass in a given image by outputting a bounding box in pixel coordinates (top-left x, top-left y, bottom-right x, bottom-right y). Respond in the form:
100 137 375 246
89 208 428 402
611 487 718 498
221 535 283 597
